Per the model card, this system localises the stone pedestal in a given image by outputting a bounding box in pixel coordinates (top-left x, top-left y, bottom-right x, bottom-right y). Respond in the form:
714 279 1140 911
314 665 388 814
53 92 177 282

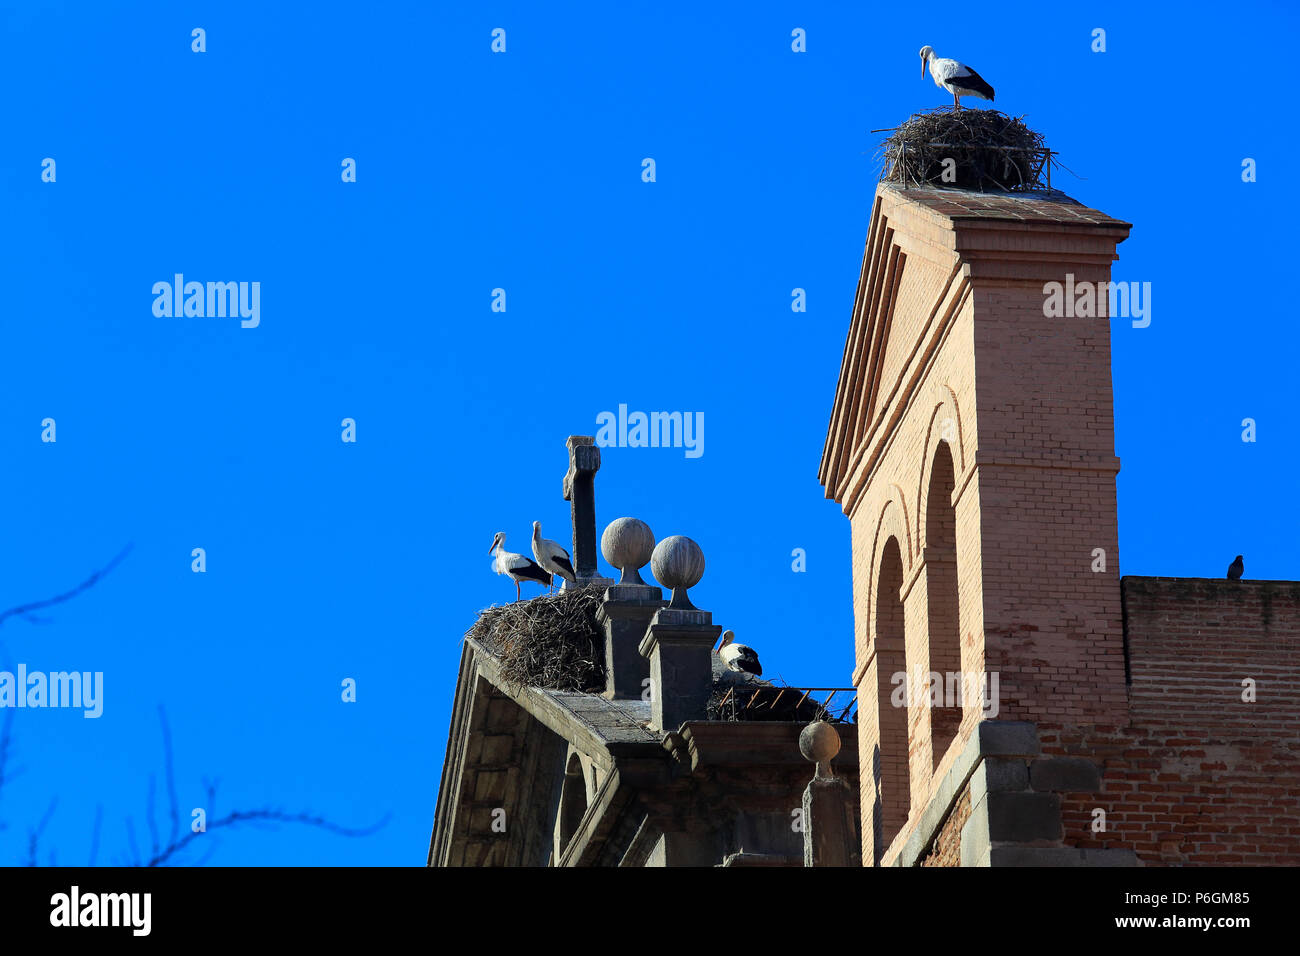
638 607 721 733
597 584 666 700
803 776 859 867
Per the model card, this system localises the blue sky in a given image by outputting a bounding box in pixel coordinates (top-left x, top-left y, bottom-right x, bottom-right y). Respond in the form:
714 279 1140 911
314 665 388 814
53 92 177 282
0 1 1294 865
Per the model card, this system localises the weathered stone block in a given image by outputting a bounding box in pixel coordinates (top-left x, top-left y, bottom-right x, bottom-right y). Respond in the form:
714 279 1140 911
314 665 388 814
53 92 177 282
1029 756 1102 793
639 608 721 733
977 721 1041 758
988 846 1138 867
597 589 665 701
968 756 1030 812
984 791 1062 843
959 811 991 868
803 776 859 867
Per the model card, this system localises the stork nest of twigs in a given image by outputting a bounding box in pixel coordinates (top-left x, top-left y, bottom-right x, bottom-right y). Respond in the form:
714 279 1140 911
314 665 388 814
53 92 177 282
469 585 606 692
880 107 1049 191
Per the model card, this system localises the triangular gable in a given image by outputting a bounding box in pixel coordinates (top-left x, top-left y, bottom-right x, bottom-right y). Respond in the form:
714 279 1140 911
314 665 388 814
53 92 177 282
820 194 921 503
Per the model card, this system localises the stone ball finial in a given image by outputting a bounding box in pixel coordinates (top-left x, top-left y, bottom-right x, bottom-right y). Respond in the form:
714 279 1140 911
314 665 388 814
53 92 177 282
800 720 841 779
651 535 705 609
601 517 656 585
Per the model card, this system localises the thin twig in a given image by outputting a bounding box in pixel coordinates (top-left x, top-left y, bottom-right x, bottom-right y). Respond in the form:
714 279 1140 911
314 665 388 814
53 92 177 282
27 798 58 867
146 775 159 860
159 706 180 847
0 544 134 630
145 809 391 867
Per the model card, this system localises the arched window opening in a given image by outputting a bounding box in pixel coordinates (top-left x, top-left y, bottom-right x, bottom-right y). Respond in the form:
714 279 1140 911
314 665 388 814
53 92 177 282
873 537 909 861
558 752 589 852
926 441 963 771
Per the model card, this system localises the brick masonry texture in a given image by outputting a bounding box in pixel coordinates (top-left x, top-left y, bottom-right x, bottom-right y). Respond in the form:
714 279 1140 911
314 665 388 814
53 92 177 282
1043 578 1300 866
821 183 1298 867
921 785 970 867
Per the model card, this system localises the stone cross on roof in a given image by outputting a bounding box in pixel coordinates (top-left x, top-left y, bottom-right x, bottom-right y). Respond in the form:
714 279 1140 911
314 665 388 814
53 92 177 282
562 436 610 587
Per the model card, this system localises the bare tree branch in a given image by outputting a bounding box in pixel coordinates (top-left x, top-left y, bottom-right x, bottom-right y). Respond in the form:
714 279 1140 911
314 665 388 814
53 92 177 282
25 798 57 867
145 807 390 867
1 552 389 866
138 707 388 866
146 774 159 860
0 544 133 630
159 706 180 847
0 706 25 820
0 546 131 854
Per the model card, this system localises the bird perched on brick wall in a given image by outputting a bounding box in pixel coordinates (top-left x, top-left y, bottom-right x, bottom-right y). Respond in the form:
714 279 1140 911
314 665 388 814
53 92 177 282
717 630 763 678
1227 555 1244 580
531 521 576 592
919 45 995 108
489 531 551 601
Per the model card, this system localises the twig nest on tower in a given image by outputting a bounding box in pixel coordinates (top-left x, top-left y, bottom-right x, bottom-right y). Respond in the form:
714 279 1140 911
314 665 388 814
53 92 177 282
601 517 656 586
880 107 1049 192
651 535 705 609
467 585 606 692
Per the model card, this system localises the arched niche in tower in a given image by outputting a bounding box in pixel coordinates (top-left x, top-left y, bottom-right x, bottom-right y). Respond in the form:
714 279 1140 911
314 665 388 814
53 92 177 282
924 439 963 771
556 750 590 857
873 535 909 861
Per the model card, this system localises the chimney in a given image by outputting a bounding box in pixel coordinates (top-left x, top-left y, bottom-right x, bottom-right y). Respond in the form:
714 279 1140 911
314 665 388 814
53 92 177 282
596 517 665 700
637 535 720 733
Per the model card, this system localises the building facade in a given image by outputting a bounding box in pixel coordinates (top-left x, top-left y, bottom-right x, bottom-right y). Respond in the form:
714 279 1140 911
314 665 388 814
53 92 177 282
430 183 1299 867
820 184 1300 866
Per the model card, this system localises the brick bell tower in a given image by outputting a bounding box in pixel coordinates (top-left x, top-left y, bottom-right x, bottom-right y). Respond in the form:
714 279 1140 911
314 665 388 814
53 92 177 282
819 183 1132 865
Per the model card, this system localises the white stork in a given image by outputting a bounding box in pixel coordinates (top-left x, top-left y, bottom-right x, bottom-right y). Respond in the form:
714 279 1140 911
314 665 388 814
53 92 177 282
488 531 552 601
716 630 763 678
919 46 995 108
531 521 576 591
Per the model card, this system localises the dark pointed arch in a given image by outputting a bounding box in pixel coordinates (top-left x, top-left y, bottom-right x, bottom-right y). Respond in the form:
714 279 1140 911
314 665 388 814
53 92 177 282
925 440 963 770
872 536 910 861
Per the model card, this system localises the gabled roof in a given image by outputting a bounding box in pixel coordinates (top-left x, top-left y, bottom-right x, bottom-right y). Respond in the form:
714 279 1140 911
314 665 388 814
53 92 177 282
818 184 1131 505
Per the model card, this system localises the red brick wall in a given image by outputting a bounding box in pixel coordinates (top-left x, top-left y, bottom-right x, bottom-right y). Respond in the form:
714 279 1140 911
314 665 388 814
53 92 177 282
970 279 1129 730
1044 577 1300 865
921 786 970 867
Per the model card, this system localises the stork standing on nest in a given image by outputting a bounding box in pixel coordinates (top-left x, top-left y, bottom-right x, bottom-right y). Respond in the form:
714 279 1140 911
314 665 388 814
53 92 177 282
489 531 552 601
919 45 995 108
717 630 763 678
531 521 576 592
